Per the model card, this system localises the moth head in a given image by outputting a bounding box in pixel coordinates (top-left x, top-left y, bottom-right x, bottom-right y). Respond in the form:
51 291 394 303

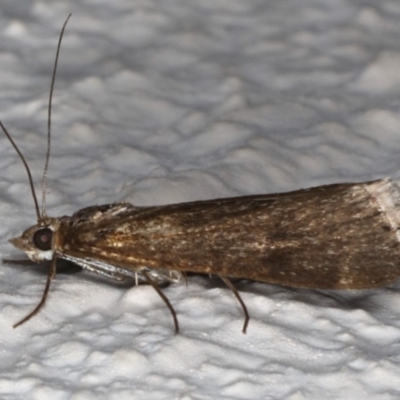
9 218 60 262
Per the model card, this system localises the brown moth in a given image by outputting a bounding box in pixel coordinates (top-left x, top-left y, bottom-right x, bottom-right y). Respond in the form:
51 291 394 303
3 16 400 334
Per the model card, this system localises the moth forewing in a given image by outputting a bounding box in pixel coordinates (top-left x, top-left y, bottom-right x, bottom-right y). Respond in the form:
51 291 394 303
51 179 400 289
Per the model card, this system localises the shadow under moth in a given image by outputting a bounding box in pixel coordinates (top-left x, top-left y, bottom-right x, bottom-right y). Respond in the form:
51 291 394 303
3 16 400 334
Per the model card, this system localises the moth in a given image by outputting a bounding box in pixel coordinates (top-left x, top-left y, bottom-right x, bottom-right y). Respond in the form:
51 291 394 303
3 16 400 334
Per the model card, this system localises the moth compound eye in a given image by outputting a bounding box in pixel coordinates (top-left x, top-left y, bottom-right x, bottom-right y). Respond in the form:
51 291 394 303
32 228 53 251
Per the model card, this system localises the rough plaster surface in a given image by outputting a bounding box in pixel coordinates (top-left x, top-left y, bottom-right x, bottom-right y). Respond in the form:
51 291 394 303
1 1 400 399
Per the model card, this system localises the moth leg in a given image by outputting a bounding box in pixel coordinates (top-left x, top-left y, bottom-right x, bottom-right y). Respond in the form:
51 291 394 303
219 276 249 334
182 271 188 287
142 270 179 334
3 258 81 275
60 254 129 282
13 253 58 328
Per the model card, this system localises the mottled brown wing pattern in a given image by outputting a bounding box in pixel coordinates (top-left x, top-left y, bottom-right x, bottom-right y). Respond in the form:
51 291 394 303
57 180 400 290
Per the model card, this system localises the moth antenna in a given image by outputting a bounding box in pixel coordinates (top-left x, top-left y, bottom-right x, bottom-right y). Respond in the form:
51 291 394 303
41 13 72 218
0 121 41 220
13 254 57 328
220 276 250 334
142 270 179 333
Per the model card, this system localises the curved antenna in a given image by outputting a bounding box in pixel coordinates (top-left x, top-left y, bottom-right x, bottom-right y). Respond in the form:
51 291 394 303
41 13 72 218
0 121 41 220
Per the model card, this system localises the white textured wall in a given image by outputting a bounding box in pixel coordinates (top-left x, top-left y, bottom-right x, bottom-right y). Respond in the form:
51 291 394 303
1 1 400 399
